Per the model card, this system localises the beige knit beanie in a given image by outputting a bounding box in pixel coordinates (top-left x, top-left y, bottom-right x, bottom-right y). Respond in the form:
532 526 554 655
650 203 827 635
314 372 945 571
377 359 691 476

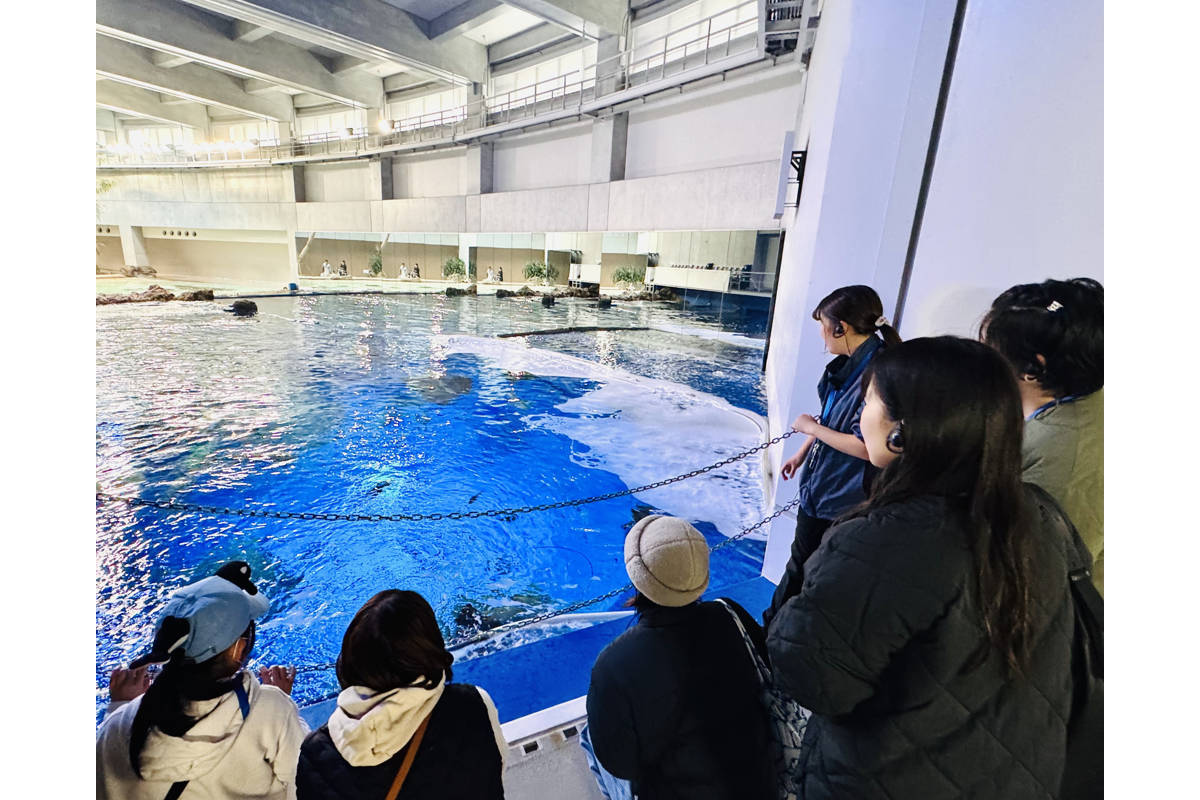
623 515 709 607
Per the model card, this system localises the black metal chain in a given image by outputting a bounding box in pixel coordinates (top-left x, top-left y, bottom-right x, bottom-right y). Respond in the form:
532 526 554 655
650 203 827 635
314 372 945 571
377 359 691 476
95 430 797 523
291 488 802 675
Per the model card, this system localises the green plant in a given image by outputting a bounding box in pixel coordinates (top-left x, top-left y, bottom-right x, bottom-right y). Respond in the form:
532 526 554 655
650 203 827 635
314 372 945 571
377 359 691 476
612 265 646 287
524 261 559 284
368 251 383 276
443 256 466 280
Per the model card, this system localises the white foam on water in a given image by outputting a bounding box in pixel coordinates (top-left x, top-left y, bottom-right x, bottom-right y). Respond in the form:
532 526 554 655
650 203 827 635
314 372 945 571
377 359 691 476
647 322 766 349
440 335 768 538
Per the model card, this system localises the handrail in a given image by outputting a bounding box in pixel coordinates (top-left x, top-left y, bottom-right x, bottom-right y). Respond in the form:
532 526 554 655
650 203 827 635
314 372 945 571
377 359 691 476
96 1 765 168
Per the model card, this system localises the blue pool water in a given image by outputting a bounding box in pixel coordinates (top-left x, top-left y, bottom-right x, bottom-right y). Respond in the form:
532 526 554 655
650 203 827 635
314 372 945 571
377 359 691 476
96 294 771 716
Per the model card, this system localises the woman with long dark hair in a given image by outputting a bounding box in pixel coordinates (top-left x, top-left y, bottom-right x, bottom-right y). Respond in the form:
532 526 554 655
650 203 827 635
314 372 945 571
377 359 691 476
764 285 901 625
982 277 1104 594
96 561 307 800
296 590 506 800
767 337 1078 799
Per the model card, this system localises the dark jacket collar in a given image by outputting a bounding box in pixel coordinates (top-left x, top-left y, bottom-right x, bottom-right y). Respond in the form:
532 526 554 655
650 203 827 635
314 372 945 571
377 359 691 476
637 602 703 628
826 334 883 388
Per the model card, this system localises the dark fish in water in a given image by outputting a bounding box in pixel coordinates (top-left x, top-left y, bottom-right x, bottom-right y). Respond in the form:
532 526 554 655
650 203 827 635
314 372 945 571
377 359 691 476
624 503 659 530
369 481 390 495
407 373 473 404
468 492 480 504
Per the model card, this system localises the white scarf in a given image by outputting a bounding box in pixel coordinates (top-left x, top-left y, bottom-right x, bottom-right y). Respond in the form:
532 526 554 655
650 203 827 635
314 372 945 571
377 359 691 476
327 677 444 767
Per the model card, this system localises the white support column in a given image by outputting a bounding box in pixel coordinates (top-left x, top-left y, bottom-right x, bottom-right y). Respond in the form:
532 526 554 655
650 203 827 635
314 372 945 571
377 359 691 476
285 229 301 283
465 82 486 131
595 34 624 97
118 225 151 269
465 142 494 195
589 112 628 183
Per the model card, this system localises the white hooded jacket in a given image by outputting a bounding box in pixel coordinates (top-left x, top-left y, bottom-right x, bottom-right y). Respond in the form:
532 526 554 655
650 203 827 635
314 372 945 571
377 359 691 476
96 671 307 800
328 678 507 770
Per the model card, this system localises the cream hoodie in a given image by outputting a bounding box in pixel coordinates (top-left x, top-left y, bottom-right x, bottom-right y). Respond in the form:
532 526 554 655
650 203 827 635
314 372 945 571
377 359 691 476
96 671 307 800
328 678 507 770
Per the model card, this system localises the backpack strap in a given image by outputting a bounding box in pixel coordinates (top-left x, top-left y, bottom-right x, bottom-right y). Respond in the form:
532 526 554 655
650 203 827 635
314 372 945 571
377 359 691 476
384 714 431 800
164 782 188 800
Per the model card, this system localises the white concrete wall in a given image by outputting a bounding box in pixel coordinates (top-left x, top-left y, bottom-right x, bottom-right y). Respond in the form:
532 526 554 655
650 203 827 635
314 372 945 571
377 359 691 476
900 0 1104 338
760 0 1102 584
392 149 469 198
303 162 372 202
100 168 294 204
97 200 299 231
761 0 959 582
492 123 594 192
625 66 805 179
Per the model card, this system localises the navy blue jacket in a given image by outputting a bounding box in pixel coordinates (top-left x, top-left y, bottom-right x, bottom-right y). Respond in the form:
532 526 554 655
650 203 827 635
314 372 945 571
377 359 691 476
796 335 883 519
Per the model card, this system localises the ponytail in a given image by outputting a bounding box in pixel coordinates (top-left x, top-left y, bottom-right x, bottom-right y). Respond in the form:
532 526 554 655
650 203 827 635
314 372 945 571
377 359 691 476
127 624 252 776
812 285 903 346
874 317 903 348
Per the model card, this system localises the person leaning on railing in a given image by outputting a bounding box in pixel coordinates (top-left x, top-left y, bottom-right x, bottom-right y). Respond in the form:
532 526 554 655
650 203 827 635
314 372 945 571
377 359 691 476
763 285 901 628
97 561 306 800
296 590 506 800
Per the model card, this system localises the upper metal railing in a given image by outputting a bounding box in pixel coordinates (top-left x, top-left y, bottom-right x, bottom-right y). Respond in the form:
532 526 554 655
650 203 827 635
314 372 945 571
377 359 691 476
96 1 764 168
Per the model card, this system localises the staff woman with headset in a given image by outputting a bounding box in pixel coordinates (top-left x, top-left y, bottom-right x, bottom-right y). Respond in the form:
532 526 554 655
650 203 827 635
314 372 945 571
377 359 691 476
764 285 901 626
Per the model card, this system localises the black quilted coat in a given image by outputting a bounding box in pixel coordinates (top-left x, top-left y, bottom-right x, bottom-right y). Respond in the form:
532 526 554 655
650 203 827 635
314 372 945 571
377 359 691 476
586 599 775 800
296 684 504 800
767 491 1074 799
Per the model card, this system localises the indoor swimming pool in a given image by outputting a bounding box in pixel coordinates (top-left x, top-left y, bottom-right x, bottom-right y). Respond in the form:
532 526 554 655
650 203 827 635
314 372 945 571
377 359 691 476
96 293 774 718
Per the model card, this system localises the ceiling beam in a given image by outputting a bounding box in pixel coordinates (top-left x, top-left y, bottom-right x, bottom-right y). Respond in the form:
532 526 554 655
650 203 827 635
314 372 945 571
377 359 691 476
631 0 699 24
382 72 438 93
96 34 296 121
499 0 626 38
97 81 211 128
176 0 487 85
232 20 274 41
98 0 386 108
242 77 282 94
386 81 452 104
330 55 371 75
488 21 577 64
151 51 193 68
428 0 508 42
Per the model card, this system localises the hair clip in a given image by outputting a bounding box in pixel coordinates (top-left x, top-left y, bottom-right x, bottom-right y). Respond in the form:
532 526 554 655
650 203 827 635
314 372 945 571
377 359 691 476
1046 301 1064 312
874 315 890 328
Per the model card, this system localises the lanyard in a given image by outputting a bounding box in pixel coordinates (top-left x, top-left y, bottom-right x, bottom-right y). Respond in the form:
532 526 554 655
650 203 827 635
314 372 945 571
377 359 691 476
805 347 878 476
1025 394 1080 422
819 348 876 425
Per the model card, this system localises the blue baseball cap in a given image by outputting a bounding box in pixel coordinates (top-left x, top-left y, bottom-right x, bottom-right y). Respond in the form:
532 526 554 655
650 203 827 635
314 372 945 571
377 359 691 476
131 561 270 668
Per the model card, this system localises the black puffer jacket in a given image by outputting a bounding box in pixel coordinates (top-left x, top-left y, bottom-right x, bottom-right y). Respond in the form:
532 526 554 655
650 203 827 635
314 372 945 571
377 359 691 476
767 490 1074 799
296 684 504 800
586 599 775 800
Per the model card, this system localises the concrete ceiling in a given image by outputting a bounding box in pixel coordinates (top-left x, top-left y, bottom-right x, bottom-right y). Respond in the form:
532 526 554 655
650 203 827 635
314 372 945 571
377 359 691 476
95 0 654 134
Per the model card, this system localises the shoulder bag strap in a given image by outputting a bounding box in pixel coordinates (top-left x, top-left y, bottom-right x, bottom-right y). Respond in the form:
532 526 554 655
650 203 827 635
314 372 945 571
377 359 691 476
716 599 771 685
383 714 432 800
164 782 188 800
